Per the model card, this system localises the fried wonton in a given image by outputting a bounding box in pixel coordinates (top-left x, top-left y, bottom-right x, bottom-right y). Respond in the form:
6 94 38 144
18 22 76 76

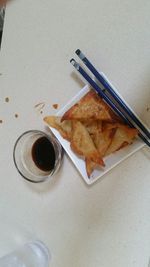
61 90 112 122
71 121 105 166
82 120 102 135
85 158 98 177
93 127 116 157
105 124 138 155
44 116 72 141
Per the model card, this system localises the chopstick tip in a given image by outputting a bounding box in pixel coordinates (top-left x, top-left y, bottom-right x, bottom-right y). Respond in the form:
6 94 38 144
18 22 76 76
75 49 85 60
70 58 75 65
75 49 81 55
70 58 80 70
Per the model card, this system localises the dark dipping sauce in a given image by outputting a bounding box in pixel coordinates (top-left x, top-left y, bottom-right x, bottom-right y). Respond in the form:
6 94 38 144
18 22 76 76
32 137 55 172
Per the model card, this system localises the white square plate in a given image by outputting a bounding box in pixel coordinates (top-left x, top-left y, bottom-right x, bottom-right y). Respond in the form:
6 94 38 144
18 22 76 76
48 85 145 185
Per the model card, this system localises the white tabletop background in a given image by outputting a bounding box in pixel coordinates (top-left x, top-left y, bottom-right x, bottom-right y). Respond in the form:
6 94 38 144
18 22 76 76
0 0 150 266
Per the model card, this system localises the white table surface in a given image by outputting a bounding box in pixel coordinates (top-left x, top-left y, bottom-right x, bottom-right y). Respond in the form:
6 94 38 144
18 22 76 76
0 0 150 266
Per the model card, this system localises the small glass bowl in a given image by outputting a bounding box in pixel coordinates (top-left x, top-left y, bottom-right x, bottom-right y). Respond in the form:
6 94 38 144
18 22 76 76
13 130 63 183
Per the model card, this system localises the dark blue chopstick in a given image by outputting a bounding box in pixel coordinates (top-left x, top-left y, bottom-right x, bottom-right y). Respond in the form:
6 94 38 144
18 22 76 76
75 49 150 140
70 58 150 147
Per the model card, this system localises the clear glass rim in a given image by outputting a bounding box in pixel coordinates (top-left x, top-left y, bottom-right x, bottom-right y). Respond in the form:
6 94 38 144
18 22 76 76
13 130 63 183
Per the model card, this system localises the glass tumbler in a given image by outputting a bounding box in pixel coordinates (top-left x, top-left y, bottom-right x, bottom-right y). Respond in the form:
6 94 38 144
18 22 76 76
13 130 63 183
0 240 50 267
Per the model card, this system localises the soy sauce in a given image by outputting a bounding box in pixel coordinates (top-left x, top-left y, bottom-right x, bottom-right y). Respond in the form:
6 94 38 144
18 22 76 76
32 137 55 172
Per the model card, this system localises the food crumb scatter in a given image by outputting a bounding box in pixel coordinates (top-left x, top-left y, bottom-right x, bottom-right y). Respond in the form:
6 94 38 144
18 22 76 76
34 102 45 114
5 97 9 103
53 104 58 109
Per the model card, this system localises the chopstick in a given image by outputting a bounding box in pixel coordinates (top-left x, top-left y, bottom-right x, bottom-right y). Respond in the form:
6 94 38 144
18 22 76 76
75 49 150 140
70 58 150 147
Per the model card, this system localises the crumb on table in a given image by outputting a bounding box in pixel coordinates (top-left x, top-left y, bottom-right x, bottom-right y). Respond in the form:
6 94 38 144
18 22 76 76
34 102 45 109
5 97 9 103
15 114 19 118
0 119 3 123
53 104 58 109
146 107 150 112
